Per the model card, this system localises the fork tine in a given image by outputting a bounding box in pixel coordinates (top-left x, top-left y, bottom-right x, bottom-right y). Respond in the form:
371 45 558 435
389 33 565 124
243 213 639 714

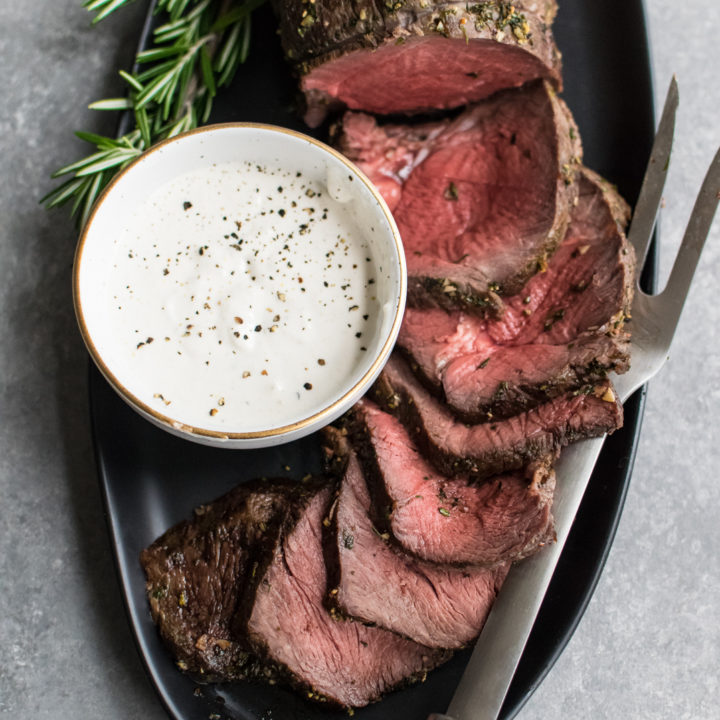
655 145 720 342
627 76 679 268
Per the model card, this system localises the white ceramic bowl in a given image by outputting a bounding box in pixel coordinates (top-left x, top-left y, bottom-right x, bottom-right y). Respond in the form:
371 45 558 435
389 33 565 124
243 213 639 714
74 123 406 448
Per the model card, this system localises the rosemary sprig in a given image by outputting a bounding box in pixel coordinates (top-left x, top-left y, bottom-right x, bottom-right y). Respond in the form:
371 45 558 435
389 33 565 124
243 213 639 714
42 0 265 228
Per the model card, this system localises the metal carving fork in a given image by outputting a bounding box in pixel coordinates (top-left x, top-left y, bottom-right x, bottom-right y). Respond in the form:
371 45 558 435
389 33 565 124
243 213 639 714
430 77 720 720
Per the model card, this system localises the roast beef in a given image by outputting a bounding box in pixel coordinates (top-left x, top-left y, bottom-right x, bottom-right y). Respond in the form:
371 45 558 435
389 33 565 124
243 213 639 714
487 167 635 344
399 308 628 422
323 428 509 648
242 483 450 707
372 354 623 479
339 81 582 314
396 168 635 420
274 0 562 127
140 478 298 680
344 400 556 566
440 335 629 421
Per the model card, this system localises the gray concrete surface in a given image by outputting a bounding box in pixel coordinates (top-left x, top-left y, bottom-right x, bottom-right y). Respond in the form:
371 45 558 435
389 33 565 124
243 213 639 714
1 1 718 718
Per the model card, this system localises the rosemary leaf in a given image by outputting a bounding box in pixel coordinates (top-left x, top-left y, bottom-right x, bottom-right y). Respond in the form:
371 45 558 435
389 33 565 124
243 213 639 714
88 97 134 111
74 149 141 176
45 0 267 227
200 46 216 96
238 15 252 63
134 106 152 148
84 0 138 24
118 69 144 92
52 150 114 178
80 172 105 225
40 177 87 208
74 130 120 149
136 46 184 63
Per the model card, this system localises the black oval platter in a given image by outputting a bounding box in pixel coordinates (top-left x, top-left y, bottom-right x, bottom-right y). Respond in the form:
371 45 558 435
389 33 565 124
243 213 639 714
89 1 657 718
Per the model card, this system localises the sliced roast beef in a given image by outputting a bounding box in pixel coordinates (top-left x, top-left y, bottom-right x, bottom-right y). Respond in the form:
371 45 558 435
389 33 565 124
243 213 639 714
440 334 629 421
274 1 562 127
395 168 635 420
396 168 634 419
343 400 556 566
487 167 635 344
339 81 582 314
323 428 509 648
399 307 628 421
242 483 450 707
373 354 623 479
140 478 298 680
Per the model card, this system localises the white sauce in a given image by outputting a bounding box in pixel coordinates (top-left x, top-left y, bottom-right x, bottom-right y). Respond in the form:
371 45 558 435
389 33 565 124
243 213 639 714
103 161 383 432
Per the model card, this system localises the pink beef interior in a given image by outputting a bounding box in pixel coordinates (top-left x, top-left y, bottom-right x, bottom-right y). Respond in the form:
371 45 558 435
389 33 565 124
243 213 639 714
400 307 492 384
246 487 443 708
395 170 634 420
400 168 631 353
340 82 566 297
397 96 557 278
333 448 508 648
355 399 555 566
303 36 553 116
440 335 628 419
395 123 555 276
488 171 633 344
375 354 623 479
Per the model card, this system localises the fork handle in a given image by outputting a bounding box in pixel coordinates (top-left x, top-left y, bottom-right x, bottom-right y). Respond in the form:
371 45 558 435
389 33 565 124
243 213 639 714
431 435 606 720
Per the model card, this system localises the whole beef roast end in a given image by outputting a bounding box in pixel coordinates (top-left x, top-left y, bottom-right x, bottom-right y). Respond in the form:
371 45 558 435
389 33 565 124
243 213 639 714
274 0 562 126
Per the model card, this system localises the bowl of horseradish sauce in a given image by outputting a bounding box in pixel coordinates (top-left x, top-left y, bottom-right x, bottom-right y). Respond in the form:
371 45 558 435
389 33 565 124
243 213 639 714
73 124 406 448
